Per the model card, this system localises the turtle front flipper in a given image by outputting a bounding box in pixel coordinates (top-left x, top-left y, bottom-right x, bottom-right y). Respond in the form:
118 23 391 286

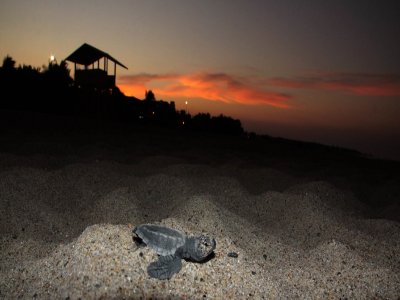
147 255 182 280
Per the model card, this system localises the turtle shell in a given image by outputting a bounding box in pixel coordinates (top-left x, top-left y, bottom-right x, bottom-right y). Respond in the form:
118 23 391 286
133 224 186 256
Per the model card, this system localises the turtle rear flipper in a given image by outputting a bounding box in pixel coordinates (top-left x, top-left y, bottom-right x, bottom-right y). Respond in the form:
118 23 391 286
147 255 182 280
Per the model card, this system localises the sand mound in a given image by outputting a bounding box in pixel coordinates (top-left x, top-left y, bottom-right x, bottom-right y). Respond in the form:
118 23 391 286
1 150 399 298
1 223 280 299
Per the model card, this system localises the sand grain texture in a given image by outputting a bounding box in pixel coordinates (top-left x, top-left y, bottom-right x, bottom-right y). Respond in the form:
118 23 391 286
1 113 399 299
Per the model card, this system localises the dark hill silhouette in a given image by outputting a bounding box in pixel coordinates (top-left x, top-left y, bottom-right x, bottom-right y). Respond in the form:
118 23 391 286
0 55 243 135
2 55 395 164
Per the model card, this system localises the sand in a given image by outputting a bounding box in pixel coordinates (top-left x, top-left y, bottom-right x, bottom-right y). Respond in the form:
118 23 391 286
1 110 399 299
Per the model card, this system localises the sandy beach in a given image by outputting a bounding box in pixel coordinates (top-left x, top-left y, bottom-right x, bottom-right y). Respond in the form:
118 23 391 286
1 110 399 299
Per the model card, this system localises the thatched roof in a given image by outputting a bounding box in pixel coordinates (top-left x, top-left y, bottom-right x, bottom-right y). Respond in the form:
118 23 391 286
65 43 128 69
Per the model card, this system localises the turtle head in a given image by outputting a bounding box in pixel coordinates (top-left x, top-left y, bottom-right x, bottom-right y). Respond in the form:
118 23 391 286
186 235 216 262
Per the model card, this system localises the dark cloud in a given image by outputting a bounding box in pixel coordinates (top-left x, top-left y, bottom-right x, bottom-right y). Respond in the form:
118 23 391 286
269 72 400 96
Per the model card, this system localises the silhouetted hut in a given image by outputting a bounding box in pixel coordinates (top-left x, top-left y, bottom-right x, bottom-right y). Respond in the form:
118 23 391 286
65 43 127 90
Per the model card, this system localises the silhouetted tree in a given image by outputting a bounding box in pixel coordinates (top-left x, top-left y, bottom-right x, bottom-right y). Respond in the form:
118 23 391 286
211 114 243 135
2 55 16 71
192 113 211 130
0 55 19 108
18 64 41 74
189 113 243 135
145 90 156 101
42 60 73 87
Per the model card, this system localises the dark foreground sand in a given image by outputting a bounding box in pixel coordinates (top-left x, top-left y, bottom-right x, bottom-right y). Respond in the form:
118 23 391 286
1 110 399 299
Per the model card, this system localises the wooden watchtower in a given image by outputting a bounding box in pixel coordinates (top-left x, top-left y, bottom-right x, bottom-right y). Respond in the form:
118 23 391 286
65 43 128 90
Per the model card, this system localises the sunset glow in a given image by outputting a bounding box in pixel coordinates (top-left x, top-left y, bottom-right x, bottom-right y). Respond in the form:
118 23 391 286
119 73 291 108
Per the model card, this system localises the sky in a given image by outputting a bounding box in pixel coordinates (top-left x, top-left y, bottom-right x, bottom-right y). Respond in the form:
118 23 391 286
1 0 400 160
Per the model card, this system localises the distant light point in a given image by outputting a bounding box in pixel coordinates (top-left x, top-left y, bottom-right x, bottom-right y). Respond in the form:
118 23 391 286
185 100 189 114
49 54 57 64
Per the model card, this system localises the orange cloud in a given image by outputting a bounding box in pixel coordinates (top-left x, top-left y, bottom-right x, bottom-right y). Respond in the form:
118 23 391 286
269 72 400 97
118 72 291 108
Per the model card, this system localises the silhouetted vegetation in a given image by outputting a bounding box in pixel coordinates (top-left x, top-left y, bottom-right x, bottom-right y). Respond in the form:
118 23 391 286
0 55 244 135
2 55 16 70
189 113 243 135
144 90 156 101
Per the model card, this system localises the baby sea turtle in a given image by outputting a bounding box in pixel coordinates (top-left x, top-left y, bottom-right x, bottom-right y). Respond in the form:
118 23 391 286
133 224 216 280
